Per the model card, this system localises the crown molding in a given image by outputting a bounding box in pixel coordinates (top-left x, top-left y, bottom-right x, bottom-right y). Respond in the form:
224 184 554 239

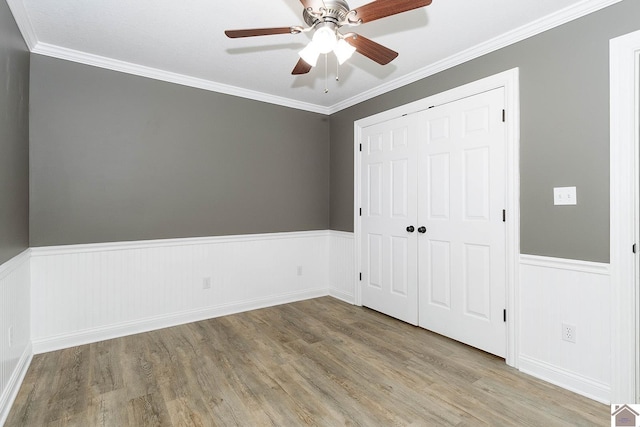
327 0 623 113
11 0 622 115
31 42 331 115
6 0 37 50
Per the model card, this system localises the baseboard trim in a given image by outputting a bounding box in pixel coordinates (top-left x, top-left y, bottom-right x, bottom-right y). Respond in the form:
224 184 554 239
519 355 610 404
328 288 355 304
32 288 328 354
0 343 33 426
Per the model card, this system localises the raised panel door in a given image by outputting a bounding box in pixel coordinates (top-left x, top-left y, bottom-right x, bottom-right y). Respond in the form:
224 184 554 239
360 116 419 325
417 88 507 357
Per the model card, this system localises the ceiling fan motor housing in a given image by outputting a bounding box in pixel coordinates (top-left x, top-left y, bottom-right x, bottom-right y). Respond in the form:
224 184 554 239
303 0 351 27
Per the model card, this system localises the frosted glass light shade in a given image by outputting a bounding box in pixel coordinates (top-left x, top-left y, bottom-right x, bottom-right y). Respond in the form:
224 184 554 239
299 42 320 67
313 26 337 54
299 26 356 69
334 39 356 64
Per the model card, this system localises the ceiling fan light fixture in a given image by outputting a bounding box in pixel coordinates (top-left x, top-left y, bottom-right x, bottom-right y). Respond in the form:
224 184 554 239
299 42 321 67
312 25 338 54
226 0 427 77
334 38 356 64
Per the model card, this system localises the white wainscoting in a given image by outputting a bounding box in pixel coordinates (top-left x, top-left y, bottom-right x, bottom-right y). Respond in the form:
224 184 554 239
30 231 331 354
518 254 611 404
0 250 32 426
328 231 355 304
4 234 617 420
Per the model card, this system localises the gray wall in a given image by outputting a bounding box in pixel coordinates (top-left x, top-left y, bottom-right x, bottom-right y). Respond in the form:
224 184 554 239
330 0 640 263
25 0 640 260
0 1 29 264
30 56 330 246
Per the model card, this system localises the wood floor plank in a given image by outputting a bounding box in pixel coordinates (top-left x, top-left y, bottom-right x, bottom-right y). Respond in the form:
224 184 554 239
284 340 389 426
86 389 129 427
165 397 207 427
45 347 91 423
5 297 609 426
89 339 124 395
7 354 53 426
127 393 172 427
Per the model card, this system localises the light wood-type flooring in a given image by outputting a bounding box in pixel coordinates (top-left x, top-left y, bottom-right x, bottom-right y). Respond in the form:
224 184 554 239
6 297 608 426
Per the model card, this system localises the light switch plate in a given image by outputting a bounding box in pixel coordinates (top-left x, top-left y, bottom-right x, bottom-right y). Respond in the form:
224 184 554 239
554 186 577 205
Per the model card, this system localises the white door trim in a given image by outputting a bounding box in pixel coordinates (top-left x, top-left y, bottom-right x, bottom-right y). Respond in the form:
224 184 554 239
353 68 521 367
610 30 640 404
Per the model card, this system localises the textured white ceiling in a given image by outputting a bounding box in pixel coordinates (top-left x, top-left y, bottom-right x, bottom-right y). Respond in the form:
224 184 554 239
9 0 621 113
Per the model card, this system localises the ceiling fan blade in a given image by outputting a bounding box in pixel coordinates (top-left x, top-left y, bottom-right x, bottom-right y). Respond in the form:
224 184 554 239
345 33 398 65
225 27 295 38
349 0 432 24
292 58 313 75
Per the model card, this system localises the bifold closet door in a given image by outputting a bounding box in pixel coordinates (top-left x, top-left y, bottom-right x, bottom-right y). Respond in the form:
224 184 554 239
360 115 420 325
359 88 507 357
417 88 507 357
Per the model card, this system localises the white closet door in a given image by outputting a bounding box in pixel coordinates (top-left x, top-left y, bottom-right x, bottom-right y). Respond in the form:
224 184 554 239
360 115 419 325
417 88 507 357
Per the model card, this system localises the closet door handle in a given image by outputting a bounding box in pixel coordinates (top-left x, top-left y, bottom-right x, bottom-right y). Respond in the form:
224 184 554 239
406 226 415 233
418 226 427 234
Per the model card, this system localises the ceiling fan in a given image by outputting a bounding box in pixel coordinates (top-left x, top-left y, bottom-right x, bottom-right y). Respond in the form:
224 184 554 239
225 0 433 75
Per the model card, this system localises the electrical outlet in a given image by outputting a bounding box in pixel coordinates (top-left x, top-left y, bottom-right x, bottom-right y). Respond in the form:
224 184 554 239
562 323 576 343
202 277 211 290
297 266 303 276
8 326 13 347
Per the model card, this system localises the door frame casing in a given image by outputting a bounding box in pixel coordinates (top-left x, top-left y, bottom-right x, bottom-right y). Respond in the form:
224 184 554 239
353 68 521 367
610 30 640 404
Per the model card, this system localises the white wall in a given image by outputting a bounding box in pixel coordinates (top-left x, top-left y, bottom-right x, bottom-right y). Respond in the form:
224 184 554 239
519 255 611 403
0 250 31 426
30 231 331 353
328 231 356 303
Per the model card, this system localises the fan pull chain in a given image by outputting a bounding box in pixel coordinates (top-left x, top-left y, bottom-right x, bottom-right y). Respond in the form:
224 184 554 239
324 54 329 94
336 60 340 82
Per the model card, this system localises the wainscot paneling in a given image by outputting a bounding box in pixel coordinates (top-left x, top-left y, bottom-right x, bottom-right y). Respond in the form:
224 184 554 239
7 238 617 417
30 231 330 354
0 250 32 426
518 254 611 403
328 231 355 303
